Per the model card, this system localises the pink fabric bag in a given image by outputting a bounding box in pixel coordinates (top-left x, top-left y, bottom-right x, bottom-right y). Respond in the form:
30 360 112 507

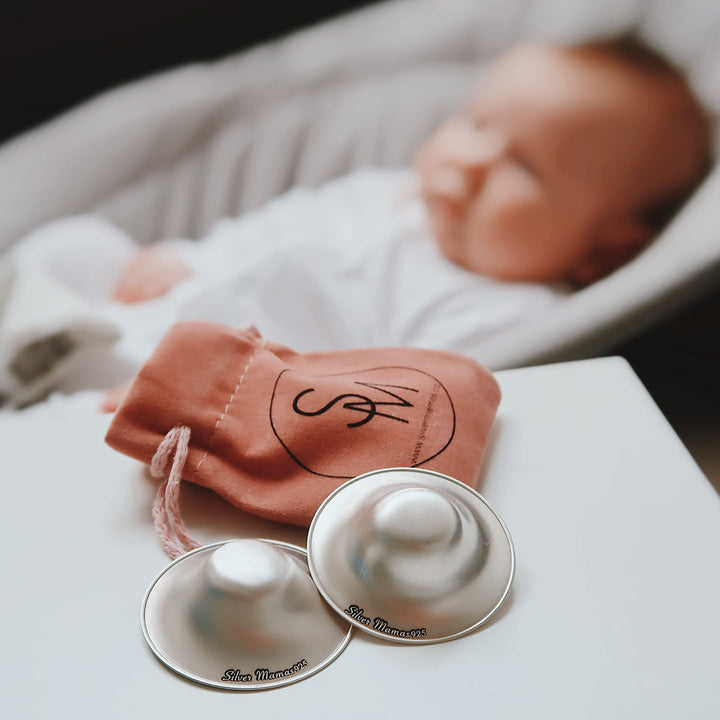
105 322 501 529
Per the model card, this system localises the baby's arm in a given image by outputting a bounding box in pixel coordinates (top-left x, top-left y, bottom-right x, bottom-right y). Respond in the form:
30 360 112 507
112 171 396 303
112 185 318 303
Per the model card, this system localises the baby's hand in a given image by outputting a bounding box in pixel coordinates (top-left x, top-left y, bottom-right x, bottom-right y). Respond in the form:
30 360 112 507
113 246 192 303
100 383 129 413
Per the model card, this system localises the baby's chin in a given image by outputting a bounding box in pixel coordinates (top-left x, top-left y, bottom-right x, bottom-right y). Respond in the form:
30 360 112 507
422 198 486 274
422 192 464 247
422 199 492 276
425 207 463 263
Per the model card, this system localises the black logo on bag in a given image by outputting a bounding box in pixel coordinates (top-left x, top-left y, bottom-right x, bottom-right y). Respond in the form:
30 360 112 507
291 381 417 428
269 366 455 478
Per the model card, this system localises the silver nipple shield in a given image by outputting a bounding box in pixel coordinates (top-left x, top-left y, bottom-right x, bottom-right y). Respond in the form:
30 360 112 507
141 538 352 689
307 468 515 643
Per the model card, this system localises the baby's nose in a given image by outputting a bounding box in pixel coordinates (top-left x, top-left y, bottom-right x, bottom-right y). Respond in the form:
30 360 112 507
423 124 506 205
434 129 504 203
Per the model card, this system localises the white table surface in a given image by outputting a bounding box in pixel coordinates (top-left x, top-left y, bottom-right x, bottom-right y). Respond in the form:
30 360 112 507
2 356 719 718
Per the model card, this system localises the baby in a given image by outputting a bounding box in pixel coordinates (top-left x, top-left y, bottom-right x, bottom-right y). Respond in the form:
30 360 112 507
114 38 710 301
2 37 712 410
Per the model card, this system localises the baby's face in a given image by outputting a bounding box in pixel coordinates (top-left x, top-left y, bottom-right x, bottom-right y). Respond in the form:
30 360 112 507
415 43 703 284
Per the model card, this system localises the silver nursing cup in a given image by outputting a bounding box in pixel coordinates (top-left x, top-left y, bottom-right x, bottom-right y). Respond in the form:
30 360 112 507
349 486 484 602
142 539 352 689
308 468 515 643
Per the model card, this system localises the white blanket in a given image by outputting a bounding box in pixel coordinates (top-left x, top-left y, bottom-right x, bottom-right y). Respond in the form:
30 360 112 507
0 169 568 408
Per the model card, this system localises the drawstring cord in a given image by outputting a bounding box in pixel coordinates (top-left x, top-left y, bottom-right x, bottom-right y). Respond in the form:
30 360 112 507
150 425 200 559
145 331 267 558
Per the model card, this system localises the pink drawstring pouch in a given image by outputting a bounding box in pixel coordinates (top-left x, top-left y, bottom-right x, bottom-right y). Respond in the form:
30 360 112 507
105 322 501 553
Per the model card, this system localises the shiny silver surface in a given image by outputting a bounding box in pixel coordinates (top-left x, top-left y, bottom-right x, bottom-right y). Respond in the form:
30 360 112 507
307 468 515 644
141 539 352 690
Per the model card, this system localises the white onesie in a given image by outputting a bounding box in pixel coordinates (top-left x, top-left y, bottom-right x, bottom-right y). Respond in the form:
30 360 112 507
3 168 569 403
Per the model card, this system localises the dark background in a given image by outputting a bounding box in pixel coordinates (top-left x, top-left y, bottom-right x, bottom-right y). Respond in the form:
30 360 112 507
2 0 718 464
0 0 383 142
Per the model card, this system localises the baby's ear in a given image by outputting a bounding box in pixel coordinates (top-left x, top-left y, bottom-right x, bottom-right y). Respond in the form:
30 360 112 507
569 218 653 287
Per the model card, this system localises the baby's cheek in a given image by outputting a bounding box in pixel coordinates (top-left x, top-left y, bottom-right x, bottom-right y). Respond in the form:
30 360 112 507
467 190 532 251
461 196 552 278
485 174 564 240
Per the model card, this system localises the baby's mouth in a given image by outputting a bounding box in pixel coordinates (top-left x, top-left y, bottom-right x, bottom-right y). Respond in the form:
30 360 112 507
425 167 469 217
